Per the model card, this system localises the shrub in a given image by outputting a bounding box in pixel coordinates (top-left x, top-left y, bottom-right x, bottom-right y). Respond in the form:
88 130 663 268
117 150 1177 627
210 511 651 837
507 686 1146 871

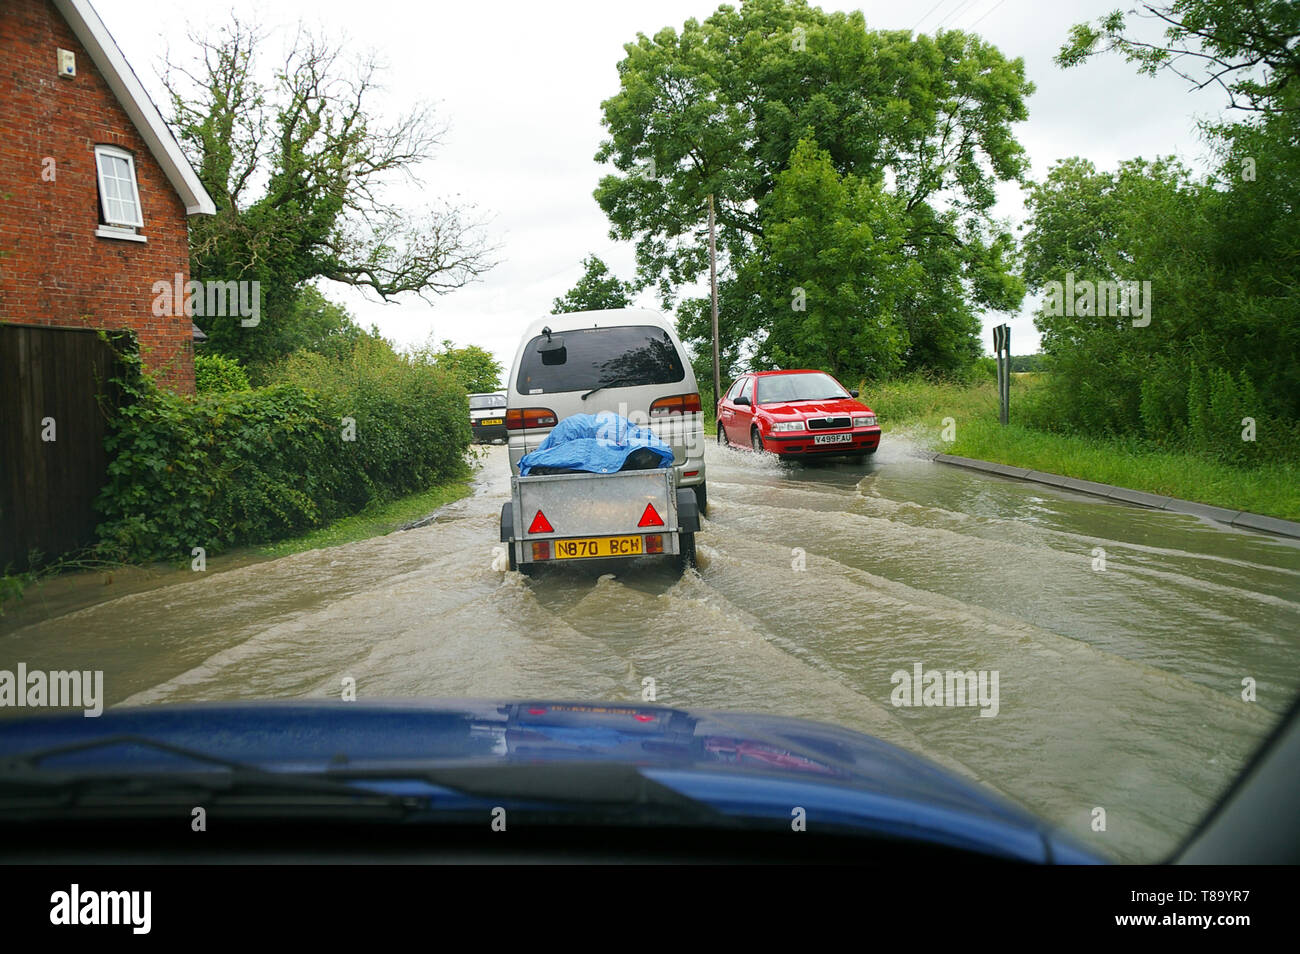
194 352 251 393
268 337 470 502
95 339 470 562
1138 361 1187 447
1186 363 1265 466
964 356 999 383
97 383 341 559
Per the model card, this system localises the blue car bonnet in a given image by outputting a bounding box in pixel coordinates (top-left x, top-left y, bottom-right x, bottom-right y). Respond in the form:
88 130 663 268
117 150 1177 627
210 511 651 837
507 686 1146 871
0 700 1106 862
518 411 674 476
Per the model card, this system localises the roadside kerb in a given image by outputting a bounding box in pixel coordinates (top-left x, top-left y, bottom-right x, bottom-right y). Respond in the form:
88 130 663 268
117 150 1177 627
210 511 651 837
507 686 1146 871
928 452 1300 540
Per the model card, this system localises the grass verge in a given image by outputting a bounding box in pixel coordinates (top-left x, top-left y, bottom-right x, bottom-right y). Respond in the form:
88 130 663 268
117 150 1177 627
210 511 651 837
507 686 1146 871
866 374 1300 521
253 467 476 558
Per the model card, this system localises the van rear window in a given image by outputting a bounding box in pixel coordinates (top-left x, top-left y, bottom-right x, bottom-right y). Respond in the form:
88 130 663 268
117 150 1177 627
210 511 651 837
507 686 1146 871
515 325 685 394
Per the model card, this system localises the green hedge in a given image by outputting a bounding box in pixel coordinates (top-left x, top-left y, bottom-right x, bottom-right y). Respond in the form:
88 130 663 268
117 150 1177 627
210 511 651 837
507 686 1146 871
194 352 251 393
96 341 470 561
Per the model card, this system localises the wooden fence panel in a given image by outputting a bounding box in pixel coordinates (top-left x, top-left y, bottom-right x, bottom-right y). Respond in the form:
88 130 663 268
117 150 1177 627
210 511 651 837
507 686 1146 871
0 324 128 569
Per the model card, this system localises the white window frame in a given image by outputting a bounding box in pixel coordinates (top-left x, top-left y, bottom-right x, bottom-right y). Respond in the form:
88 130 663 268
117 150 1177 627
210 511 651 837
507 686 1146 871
93 144 144 230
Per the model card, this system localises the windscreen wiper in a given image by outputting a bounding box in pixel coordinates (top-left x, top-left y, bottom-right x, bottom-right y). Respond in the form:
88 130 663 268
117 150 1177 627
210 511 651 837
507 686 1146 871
581 378 637 400
1 733 373 786
0 739 726 827
0 735 422 814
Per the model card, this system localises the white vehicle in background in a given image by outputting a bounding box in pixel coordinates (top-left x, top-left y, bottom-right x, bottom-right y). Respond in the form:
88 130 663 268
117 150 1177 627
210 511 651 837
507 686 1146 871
504 309 708 514
469 392 508 443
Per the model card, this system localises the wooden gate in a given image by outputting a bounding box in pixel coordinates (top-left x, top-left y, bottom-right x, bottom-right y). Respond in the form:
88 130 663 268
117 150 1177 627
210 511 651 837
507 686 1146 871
0 324 129 569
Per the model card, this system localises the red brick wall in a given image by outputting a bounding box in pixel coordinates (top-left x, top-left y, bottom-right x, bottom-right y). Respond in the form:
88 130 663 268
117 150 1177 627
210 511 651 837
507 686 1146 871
0 0 197 394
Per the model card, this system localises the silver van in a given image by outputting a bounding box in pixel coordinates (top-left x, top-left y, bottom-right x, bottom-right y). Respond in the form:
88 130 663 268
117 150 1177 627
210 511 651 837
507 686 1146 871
505 309 707 514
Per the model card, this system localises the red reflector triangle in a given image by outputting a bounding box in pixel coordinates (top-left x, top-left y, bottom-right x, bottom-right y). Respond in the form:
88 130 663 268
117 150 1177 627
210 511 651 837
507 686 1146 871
527 510 553 534
637 502 665 528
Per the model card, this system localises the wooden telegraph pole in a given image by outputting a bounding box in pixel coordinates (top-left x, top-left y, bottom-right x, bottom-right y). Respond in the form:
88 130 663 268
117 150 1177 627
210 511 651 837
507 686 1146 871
708 194 721 414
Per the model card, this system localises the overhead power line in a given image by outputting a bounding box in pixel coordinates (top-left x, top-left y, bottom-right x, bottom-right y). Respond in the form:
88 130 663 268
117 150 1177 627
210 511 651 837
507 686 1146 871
932 0 981 32
910 0 951 33
967 0 1010 30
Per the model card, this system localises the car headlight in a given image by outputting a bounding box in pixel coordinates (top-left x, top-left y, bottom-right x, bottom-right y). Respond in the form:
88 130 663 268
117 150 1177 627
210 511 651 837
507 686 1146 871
854 415 877 427
770 421 806 432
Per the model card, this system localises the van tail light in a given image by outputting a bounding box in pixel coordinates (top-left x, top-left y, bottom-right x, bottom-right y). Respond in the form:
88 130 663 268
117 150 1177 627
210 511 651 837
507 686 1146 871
649 393 702 417
531 541 551 561
644 534 664 554
507 408 559 429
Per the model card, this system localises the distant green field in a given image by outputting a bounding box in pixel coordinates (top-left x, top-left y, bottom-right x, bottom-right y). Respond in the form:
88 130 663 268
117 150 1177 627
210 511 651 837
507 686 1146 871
866 374 1300 521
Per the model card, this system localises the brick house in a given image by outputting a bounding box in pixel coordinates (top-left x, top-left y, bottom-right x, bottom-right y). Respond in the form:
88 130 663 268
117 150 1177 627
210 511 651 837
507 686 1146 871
0 0 215 393
0 0 215 568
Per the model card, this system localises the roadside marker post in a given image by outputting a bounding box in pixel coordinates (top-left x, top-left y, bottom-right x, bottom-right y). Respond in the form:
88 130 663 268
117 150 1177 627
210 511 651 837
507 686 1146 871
993 324 1010 425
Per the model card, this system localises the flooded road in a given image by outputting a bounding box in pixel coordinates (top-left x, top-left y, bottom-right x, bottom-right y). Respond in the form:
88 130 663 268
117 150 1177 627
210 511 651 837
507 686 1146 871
3 436 1298 861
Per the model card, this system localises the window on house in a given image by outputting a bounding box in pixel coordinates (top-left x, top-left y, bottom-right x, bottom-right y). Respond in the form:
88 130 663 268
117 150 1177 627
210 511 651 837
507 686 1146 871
93 145 143 230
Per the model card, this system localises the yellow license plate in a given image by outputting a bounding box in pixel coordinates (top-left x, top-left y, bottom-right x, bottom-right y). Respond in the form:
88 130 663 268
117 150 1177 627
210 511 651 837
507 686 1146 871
480 418 503 426
553 535 645 559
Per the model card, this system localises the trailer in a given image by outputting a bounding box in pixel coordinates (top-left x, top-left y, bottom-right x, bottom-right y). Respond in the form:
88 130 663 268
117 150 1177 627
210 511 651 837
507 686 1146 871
500 467 700 576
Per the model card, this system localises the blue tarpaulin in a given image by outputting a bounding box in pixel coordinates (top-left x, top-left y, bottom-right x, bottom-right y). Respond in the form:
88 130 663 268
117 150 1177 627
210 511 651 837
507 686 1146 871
518 412 674 476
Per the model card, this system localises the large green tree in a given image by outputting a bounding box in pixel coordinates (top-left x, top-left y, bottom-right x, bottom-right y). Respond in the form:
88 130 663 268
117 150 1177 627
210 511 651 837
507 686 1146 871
594 0 1032 378
1057 0 1300 115
742 138 911 380
164 20 497 367
239 285 380 374
408 338 503 393
1022 156 1209 437
1022 136 1299 458
551 254 637 313
1030 0 1300 461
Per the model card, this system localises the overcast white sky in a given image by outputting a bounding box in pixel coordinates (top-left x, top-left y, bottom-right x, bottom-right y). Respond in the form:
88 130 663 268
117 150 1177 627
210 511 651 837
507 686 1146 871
96 0 1227 371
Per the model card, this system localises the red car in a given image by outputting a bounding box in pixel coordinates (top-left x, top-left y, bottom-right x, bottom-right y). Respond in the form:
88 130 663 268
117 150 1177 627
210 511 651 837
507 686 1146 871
716 370 881 459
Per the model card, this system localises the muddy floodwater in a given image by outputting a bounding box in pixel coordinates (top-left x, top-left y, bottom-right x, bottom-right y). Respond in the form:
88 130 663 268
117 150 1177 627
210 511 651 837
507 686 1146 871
3 436 1298 861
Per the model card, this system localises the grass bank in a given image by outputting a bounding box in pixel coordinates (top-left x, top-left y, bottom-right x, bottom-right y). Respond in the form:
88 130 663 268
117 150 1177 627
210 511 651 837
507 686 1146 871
253 465 475 558
867 374 1300 521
